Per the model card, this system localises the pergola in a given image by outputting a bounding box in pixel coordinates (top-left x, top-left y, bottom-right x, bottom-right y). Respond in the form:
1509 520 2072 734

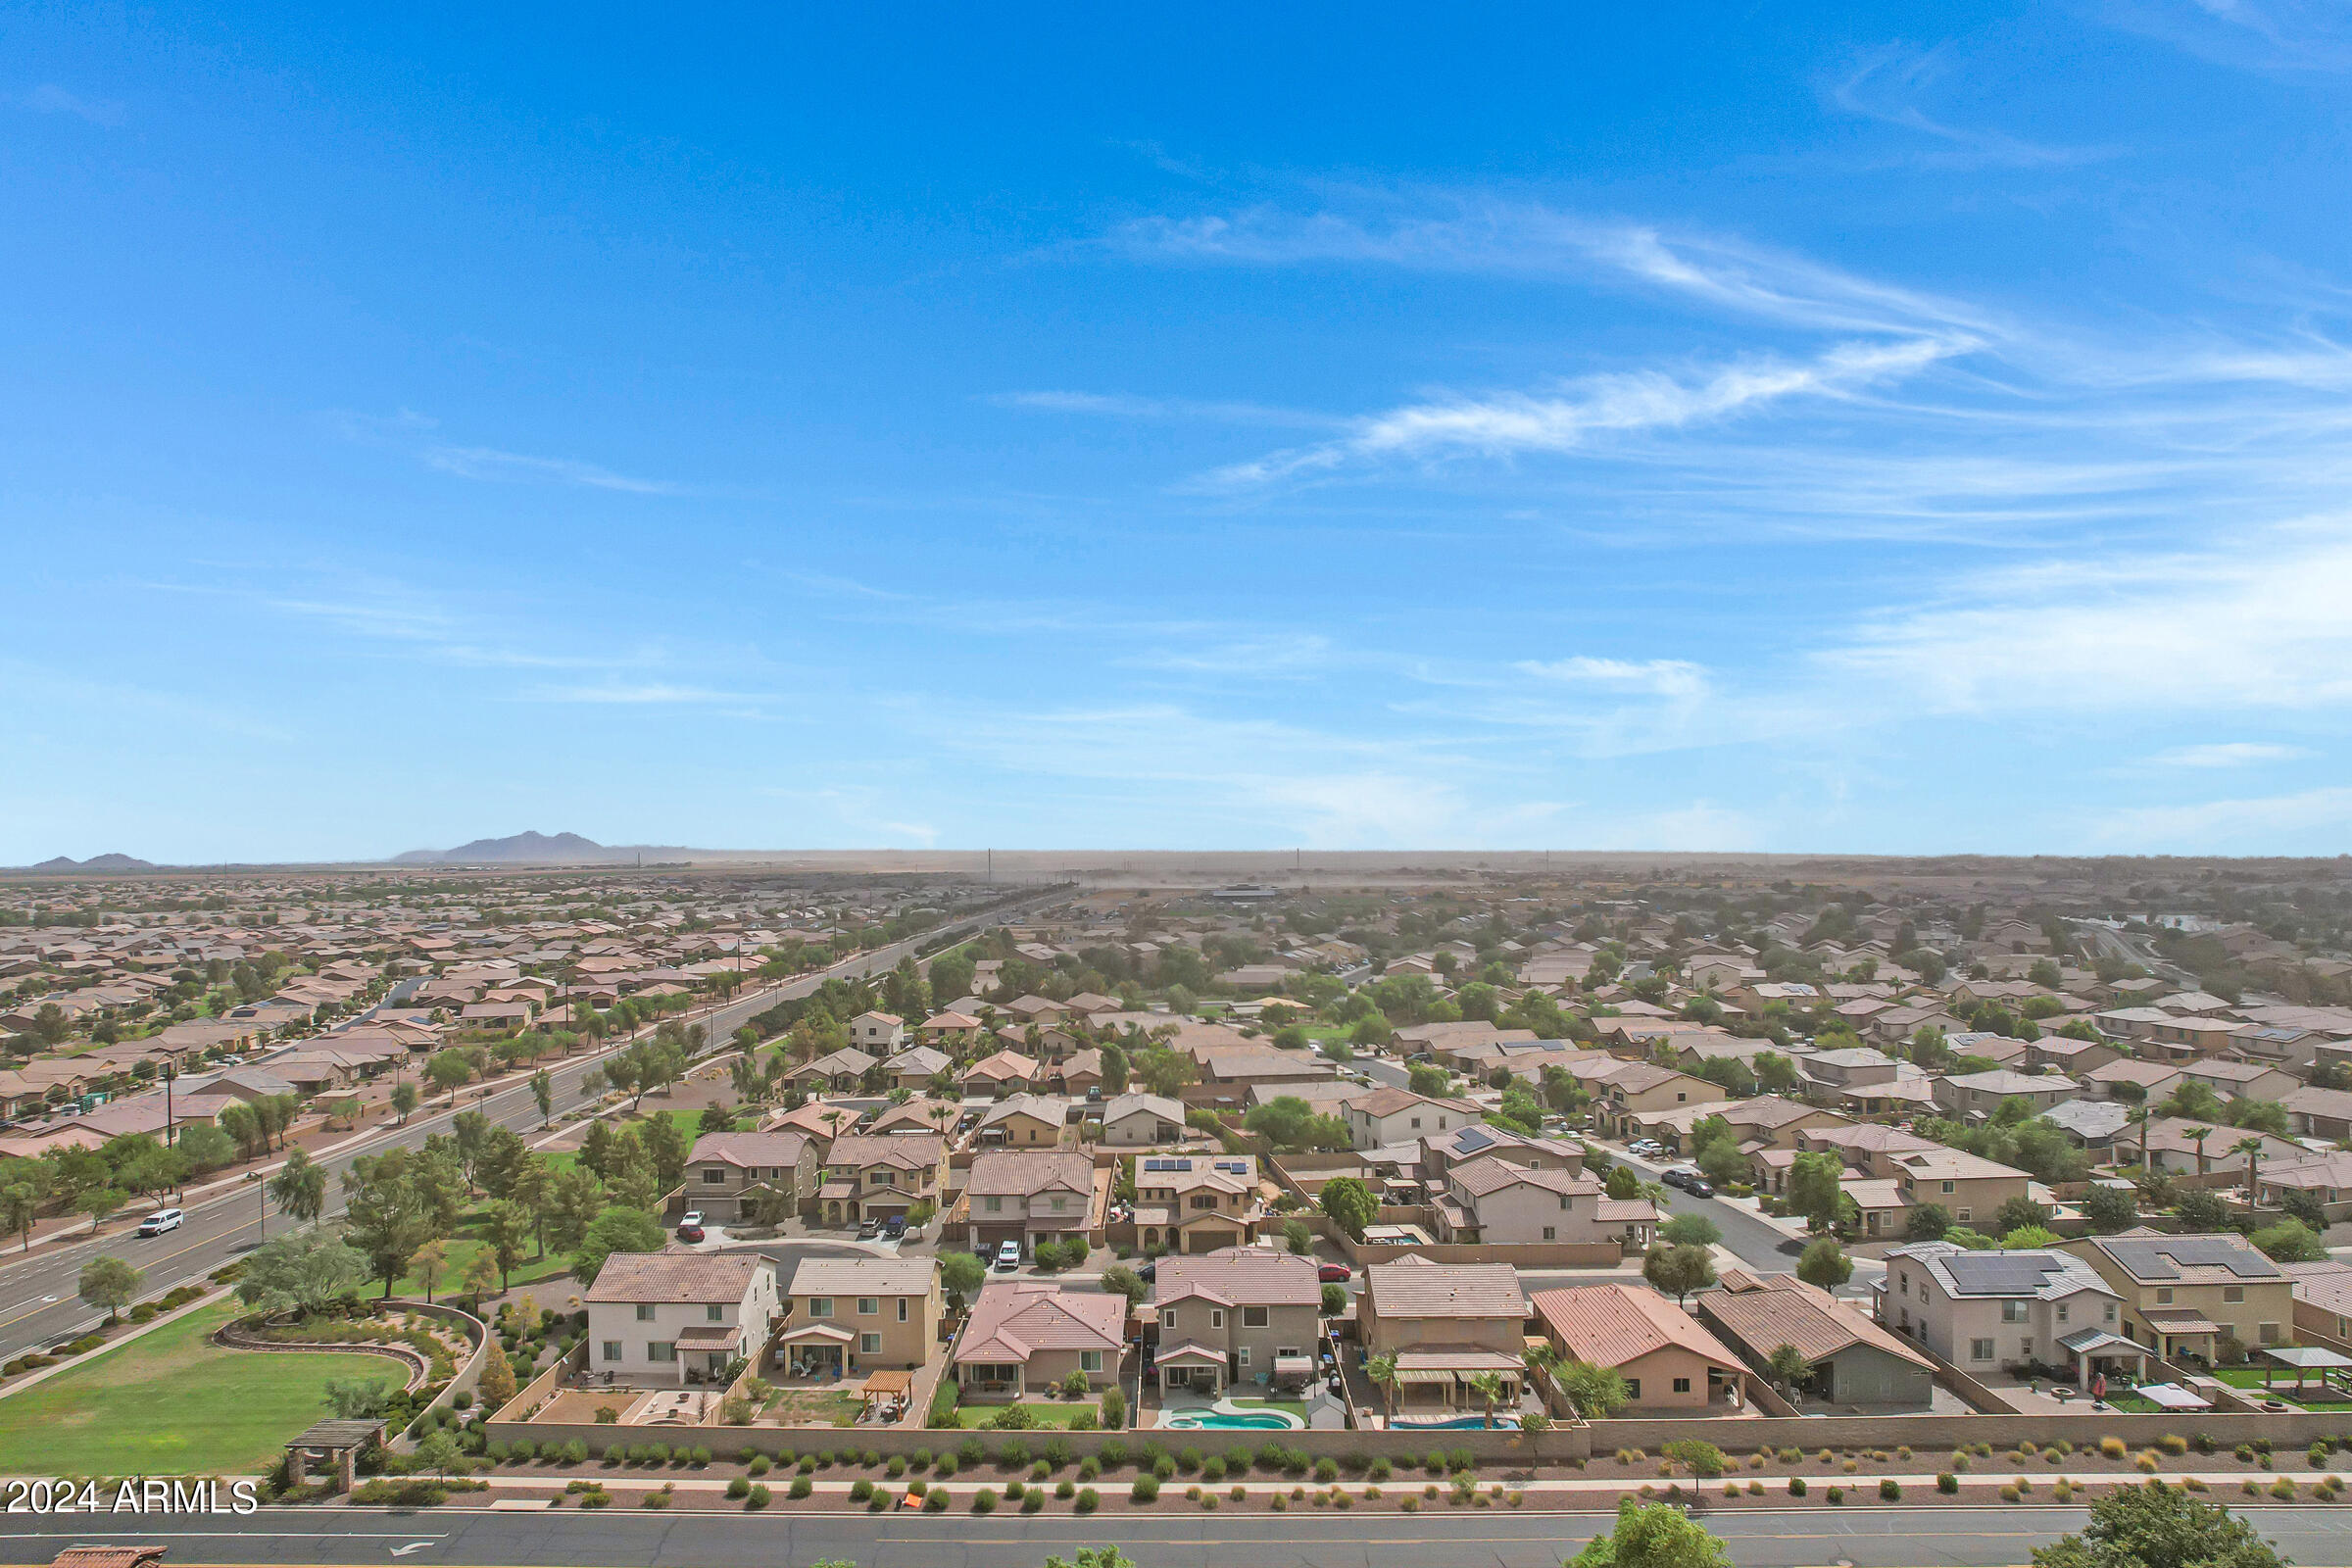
2258 1346 2352 1400
284 1418 385 1493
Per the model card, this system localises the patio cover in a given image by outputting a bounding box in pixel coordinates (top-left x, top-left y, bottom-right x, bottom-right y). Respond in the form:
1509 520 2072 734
780 1321 857 1343
1394 1368 1459 1385
2137 1383 2212 1410
862 1369 915 1396
1153 1339 1229 1366
2060 1328 2144 1355
2263 1347 2352 1369
2143 1310 2222 1335
674 1324 742 1348
1394 1348 1523 1373
1273 1354 1315 1376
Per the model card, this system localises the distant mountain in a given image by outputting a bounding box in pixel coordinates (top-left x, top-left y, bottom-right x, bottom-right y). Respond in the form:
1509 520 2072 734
392 830 616 865
25 853 157 872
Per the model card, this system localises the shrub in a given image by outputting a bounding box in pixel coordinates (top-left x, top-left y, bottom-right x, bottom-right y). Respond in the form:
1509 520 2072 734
1951 1453 1970 1473
851 1480 873 1501
1022 1489 1044 1513
1315 1458 1339 1484
907 1479 928 1497
2136 1453 2160 1474
1057 1477 1076 1498
1400 1496 1419 1512
1100 1387 1125 1428
1004 1481 1024 1501
958 1438 985 1467
1099 1439 1129 1469
1078 1457 1100 1482
924 1490 947 1512
2315 1443 2334 1470
641 1493 669 1510
998 1440 1031 1468
910 1448 932 1470
798 1456 816 1475
1132 1475 1159 1502
745 1483 770 1511
1178 1446 1202 1474
2159 1435 2188 1456
1880 1479 1900 1500
726 1477 750 1498
971 1488 997 1514
748 1455 770 1477
789 1476 812 1499
887 1455 906 1479
1447 1447 1475 1474
1368 1457 1392 1482
2274 1478 2299 1500
936 1454 958 1479
1153 1455 1177 1482
2100 1437 2127 1459
1938 1472 1958 1494
1788 1477 1807 1496
1826 1487 1843 1506
1202 1456 1226 1483
1075 1486 1099 1513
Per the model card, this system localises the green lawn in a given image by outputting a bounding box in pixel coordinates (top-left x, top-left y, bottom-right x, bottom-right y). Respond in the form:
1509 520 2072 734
392 1205 572 1299
955 1400 1107 1428
2212 1367 2352 1408
1231 1396 1309 1420
0 1302 394 1476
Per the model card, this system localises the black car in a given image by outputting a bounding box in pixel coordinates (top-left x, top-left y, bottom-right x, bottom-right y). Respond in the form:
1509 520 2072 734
1683 1176 1715 1199
1135 1260 1156 1282
881 1215 906 1239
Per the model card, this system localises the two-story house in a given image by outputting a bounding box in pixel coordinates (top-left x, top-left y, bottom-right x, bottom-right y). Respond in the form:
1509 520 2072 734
586 1251 782 1386
1133 1152 1262 1254
1590 1061 1727 1138
678 1129 819 1223
1886 1147 2033 1233
817 1132 948 1227
849 1010 905 1053
787 1047 878 1096
1931 1068 2080 1122
1150 1248 1323 1396
2066 1229 2296 1361
1345 1088 1479 1151
1433 1155 1641 1247
1879 1241 2138 1386
773 1256 941 1380
959 1150 1104 1258
1357 1257 1529 1417
976 1093 1070 1148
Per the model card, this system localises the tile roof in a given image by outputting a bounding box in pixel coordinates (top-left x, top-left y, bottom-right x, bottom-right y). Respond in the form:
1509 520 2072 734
1531 1283 1743 1372
686 1130 810 1168
1152 1247 1322 1309
585 1250 768 1304
965 1150 1096 1198
1702 1274 1934 1370
1364 1257 1528 1319
956 1282 1124 1362
2079 1229 2285 1284
783 1256 937 1298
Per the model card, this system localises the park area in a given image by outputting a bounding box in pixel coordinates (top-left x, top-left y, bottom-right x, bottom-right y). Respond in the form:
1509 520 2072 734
0 1301 391 1476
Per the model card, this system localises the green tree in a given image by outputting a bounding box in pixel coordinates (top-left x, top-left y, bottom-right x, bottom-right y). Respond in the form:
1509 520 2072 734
1318 1175 1378 1243
1796 1237 1852 1290
1904 1202 1951 1242
322 1376 387 1418
342 1152 432 1298
78 1254 141 1324
2175 1187 2231 1231
1786 1152 1845 1232
2032 1479 2284 1568
411 1236 450 1302
1407 1064 1452 1098
1554 1359 1630 1418
1567 1496 1733 1568
2080 1185 2137 1232
269 1149 327 1226
0 1182 37 1252
2250 1218 2329 1262
1099 1263 1147 1308
940 1250 988 1309
486 1200 534 1291
1641 1242 1717 1306
570 1206 665 1286
531 1069 555 1127
1366 1351 1399 1418
1766 1343 1813 1396
236 1228 368 1316
425 1049 475 1102
1659 1212 1720 1249
543 1163 607 1254
389 1081 420 1124
1994 1196 2051 1236
174 1123 235 1176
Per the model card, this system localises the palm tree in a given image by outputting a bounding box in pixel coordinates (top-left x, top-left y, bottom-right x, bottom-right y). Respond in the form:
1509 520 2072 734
1467 1370 1505 1429
2231 1136 2267 1219
1367 1352 1399 1422
2183 1125 2214 1180
1766 1343 1812 1402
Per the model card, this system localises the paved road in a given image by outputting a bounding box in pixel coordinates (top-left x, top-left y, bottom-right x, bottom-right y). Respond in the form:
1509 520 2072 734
0 898 1049 1360
1605 1148 1805 1275
2 1502 2346 1567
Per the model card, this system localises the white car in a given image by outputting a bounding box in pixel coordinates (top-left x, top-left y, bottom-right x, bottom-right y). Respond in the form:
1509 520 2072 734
995 1241 1022 1271
1628 1140 1664 1157
136 1208 183 1237
680 1210 705 1229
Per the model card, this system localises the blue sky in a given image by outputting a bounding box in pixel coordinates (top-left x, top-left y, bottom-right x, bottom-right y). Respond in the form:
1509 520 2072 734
8 2 2352 862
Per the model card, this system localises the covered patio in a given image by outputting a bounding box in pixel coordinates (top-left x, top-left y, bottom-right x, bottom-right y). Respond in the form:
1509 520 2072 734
2140 1309 2221 1364
1385 1348 1525 1415
1153 1339 1230 1396
671 1323 743 1384
775 1319 854 1381
2060 1326 2152 1390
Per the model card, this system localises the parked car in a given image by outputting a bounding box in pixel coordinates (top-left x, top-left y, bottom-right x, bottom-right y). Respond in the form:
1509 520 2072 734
995 1240 1022 1271
1628 1139 1664 1157
136 1207 183 1237
1660 1165 1700 1190
858 1217 884 1240
1316 1262 1351 1283
1683 1176 1715 1199
680 1209 705 1229
880 1215 906 1239
675 1223 706 1244
1135 1260 1156 1282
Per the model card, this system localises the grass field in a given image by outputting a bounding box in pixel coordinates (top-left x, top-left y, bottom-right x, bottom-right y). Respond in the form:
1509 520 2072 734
0 1301 396 1476
954 1400 1108 1428
390 1204 573 1300
2213 1366 2352 1408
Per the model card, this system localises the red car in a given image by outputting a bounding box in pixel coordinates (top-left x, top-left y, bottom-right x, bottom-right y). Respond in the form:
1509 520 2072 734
675 1224 706 1244
1317 1262 1351 1283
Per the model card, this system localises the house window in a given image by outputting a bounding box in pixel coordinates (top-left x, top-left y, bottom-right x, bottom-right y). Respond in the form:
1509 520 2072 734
2057 1304 2069 1324
706 1304 724 1322
1244 1306 1269 1327
602 1340 622 1361
858 1298 881 1316
1542 1227 1556 1242
1971 1339 1995 1361
1940 1181 1955 1195
2156 1288 2175 1305
1409 1118 1422 1130
810 1298 834 1317
2224 1286 2245 1304
648 1342 676 1363
898 1298 909 1322
1081 1349 1104 1373
984 1196 1004 1213
1210 1309 1224 1329
636 1304 657 1322
1237 1346 1251 1367
2105 1302 2118 1322
1955 1208 1971 1221
860 1334 882 1354
703 1168 726 1184
1624 1378 1641 1399
2020 1338 2033 1358
1898 1273 1908 1296
1161 1309 1178 1330
1672 1377 1691 1394
2261 1322 2283 1345
2001 1300 2028 1323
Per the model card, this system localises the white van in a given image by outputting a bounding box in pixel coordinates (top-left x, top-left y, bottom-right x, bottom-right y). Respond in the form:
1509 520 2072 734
137 1208 184 1237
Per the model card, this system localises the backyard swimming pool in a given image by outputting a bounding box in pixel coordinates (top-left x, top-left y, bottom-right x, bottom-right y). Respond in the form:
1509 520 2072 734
1389 1415 1520 1430
1159 1409 1303 1430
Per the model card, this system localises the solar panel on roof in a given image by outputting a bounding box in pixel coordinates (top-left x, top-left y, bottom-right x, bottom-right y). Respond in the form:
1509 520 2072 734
1215 1160 1249 1174
1454 1127 1495 1152
1945 1253 2058 1294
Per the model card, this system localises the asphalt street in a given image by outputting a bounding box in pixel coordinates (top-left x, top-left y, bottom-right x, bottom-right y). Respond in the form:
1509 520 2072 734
3 1503 2347 1568
0 898 1047 1360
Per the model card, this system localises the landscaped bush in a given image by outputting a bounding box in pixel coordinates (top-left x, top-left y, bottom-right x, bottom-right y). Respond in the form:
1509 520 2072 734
1152 1455 1176 1481
1202 1457 1226 1482
789 1476 812 1499
1132 1475 1159 1502
923 1490 947 1512
1075 1486 1099 1513
972 1487 998 1513
2099 1437 2127 1459
1314 1458 1338 1484
958 1438 986 1467
1665 1440 1725 1479
851 1480 873 1501
747 1455 769 1477
1368 1458 1392 1482
2159 1435 2188 1455
1937 1473 1958 1494
745 1483 770 1510
1078 1457 1100 1482
726 1477 750 1498
1826 1487 1843 1506
1880 1479 1900 1500
935 1454 958 1479
1178 1446 1202 1474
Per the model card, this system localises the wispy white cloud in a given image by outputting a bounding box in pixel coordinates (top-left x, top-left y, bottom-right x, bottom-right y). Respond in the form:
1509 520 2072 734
2095 785 2352 847
421 445 685 495
991 390 1340 430
2147 741 2315 767
1516 657 1711 702
2100 0 2352 73
1212 337 1964 485
11 84 122 124
1827 45 2125 168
